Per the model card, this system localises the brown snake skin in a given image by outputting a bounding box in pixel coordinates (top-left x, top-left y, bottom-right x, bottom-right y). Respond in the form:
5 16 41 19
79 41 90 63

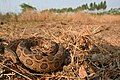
4 37 71 73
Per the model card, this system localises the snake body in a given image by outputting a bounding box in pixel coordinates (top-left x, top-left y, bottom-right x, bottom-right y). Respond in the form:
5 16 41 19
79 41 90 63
4 37 71 73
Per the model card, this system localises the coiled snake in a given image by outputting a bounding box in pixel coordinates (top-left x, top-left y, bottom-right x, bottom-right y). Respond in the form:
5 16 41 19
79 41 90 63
4 37 71 73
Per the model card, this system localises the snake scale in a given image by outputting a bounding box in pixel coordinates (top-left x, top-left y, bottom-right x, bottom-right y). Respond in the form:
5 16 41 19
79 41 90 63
4 37 71 73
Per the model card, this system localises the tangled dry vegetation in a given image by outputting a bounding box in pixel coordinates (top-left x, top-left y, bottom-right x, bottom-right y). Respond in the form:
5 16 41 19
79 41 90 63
0 12 120 80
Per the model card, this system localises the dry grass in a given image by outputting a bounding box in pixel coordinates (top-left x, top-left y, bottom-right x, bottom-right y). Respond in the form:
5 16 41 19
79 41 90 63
0 11 120 80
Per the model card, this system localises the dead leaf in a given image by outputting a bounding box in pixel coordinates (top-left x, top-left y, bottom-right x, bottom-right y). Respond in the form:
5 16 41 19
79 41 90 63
79 65 87 79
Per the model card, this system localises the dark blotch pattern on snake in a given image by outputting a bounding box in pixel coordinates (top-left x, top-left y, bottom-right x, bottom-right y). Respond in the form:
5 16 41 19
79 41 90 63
4 37 71 73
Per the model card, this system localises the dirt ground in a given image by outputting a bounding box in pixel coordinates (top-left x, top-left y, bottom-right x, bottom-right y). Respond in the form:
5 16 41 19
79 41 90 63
0 12 120 80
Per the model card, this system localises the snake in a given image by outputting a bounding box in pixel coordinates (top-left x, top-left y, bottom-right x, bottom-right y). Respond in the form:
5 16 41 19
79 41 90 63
4 37 71 73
